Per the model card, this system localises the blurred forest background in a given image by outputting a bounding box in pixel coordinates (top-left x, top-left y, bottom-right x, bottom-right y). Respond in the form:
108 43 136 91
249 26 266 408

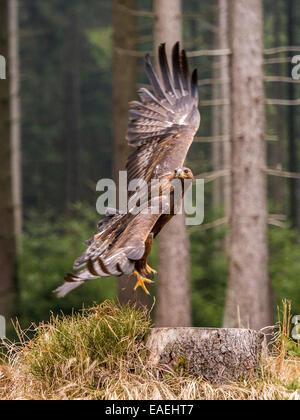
0 0 299 337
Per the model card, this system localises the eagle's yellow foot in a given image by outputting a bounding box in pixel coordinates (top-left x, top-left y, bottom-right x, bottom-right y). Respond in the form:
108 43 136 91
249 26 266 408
146 263 157 275
133 270 153 295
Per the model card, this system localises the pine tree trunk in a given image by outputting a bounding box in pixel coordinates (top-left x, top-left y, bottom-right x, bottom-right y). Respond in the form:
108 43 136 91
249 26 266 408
219 0 231 220
212 12 222 209
8 0 22 241
287 0 297 228
62 6 81 216
113 0 150 308
154 0 192 327
224 0 273 330
0 0 16 318
272 0 283 212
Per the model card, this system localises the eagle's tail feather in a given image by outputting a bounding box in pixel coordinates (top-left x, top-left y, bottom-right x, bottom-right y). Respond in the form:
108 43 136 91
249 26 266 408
54 280 84 298
54 269 100 298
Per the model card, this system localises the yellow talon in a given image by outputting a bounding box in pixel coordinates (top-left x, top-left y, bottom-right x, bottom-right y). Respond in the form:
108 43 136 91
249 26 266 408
133 270 153 295
146 264 157 275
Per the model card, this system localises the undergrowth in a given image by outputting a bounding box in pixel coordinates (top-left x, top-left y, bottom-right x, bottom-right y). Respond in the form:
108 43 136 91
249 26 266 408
0 300 299 400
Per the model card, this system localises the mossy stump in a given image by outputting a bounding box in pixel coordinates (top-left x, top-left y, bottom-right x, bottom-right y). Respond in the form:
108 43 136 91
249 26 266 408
145 327 266 384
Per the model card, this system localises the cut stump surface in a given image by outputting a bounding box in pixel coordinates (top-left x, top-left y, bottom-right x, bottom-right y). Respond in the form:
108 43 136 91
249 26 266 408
145 327 266 384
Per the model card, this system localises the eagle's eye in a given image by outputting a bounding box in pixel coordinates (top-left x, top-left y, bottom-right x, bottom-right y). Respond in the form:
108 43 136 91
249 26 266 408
184 169 189 174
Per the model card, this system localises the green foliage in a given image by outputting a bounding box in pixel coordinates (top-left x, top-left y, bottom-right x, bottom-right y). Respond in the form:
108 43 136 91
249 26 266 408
189 221 300 328
20 0 113 216
21 301 150 384
190 223 228 328
286 379 300 391
17 207 300 335
86 27 112 71
18 204 116 330
269 226 300 317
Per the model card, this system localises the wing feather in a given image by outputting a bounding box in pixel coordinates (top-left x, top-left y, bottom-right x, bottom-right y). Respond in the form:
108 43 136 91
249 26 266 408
159 43 177 97
126 42 200 184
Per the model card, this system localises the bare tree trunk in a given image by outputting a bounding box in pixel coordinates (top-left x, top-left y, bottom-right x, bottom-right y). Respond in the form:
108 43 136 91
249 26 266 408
272 0 283 212
224 0 273 330
219 0 231 220
113 0 150 308
154 0 192 327
287 0 297 228
62 6 81 216
0 0 16 318
8 0 22 241
212 10 222 208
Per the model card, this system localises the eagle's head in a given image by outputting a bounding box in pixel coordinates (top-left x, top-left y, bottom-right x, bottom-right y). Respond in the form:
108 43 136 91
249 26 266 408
174 167 194 180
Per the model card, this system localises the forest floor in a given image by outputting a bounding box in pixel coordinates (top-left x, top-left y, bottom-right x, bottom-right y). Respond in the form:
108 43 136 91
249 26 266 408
0 301 299 400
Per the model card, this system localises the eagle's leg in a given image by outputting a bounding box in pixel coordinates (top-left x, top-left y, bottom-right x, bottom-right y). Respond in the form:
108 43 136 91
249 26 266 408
133 270 153 295
143 233 156 276
146 263 157 275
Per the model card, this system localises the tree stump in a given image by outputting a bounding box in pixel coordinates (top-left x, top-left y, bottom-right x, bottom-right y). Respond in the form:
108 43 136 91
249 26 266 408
145 327 266 384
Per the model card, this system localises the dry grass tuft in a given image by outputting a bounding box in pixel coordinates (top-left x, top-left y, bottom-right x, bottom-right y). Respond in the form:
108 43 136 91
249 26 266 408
0 300 299 400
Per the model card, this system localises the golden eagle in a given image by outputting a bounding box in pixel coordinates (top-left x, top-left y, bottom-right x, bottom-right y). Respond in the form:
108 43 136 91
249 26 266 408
55 42 200 297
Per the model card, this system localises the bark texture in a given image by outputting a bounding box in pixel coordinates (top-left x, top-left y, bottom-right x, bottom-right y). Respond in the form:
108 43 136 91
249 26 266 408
272 0 283 212
154 0 192 327
224 0 272 330
212 24 222 208
287 0 297 228
212 0 231 215
0 0 16 317
219 0 231 219
62 6 81 215
146 327 265 384
113 0 150 308
8 0 22 239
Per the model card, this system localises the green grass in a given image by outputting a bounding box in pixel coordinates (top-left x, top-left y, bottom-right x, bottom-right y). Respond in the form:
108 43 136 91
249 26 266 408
20 301 150 384
0 300 299 400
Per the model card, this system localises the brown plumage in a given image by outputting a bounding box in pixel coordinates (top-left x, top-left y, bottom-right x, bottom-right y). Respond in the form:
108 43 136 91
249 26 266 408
55 42 200 298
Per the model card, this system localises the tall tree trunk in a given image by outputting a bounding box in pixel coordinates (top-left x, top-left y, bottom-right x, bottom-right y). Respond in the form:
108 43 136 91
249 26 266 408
272 0 283 212
219 0 231 220
154 0 192 327
212 0 231 214
212 9 222 209
62 7 81 216
287 0 297 228
8 0 22 242
0 0 16 318
224 0 273 330
113 0 150 308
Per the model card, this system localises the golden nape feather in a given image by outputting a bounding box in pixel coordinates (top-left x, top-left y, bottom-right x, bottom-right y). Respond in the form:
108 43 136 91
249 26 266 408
55 42 200 298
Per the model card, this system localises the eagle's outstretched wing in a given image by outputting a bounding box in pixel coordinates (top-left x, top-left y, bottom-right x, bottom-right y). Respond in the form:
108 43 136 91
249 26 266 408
55 42 200 297
126 42 200 185
55 182 170 298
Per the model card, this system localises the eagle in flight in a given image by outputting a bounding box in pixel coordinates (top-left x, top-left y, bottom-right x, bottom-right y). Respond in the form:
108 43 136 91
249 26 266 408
55 42 200 298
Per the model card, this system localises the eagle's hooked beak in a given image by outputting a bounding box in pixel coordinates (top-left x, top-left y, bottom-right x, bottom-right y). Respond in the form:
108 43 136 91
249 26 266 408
175 168 187 179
